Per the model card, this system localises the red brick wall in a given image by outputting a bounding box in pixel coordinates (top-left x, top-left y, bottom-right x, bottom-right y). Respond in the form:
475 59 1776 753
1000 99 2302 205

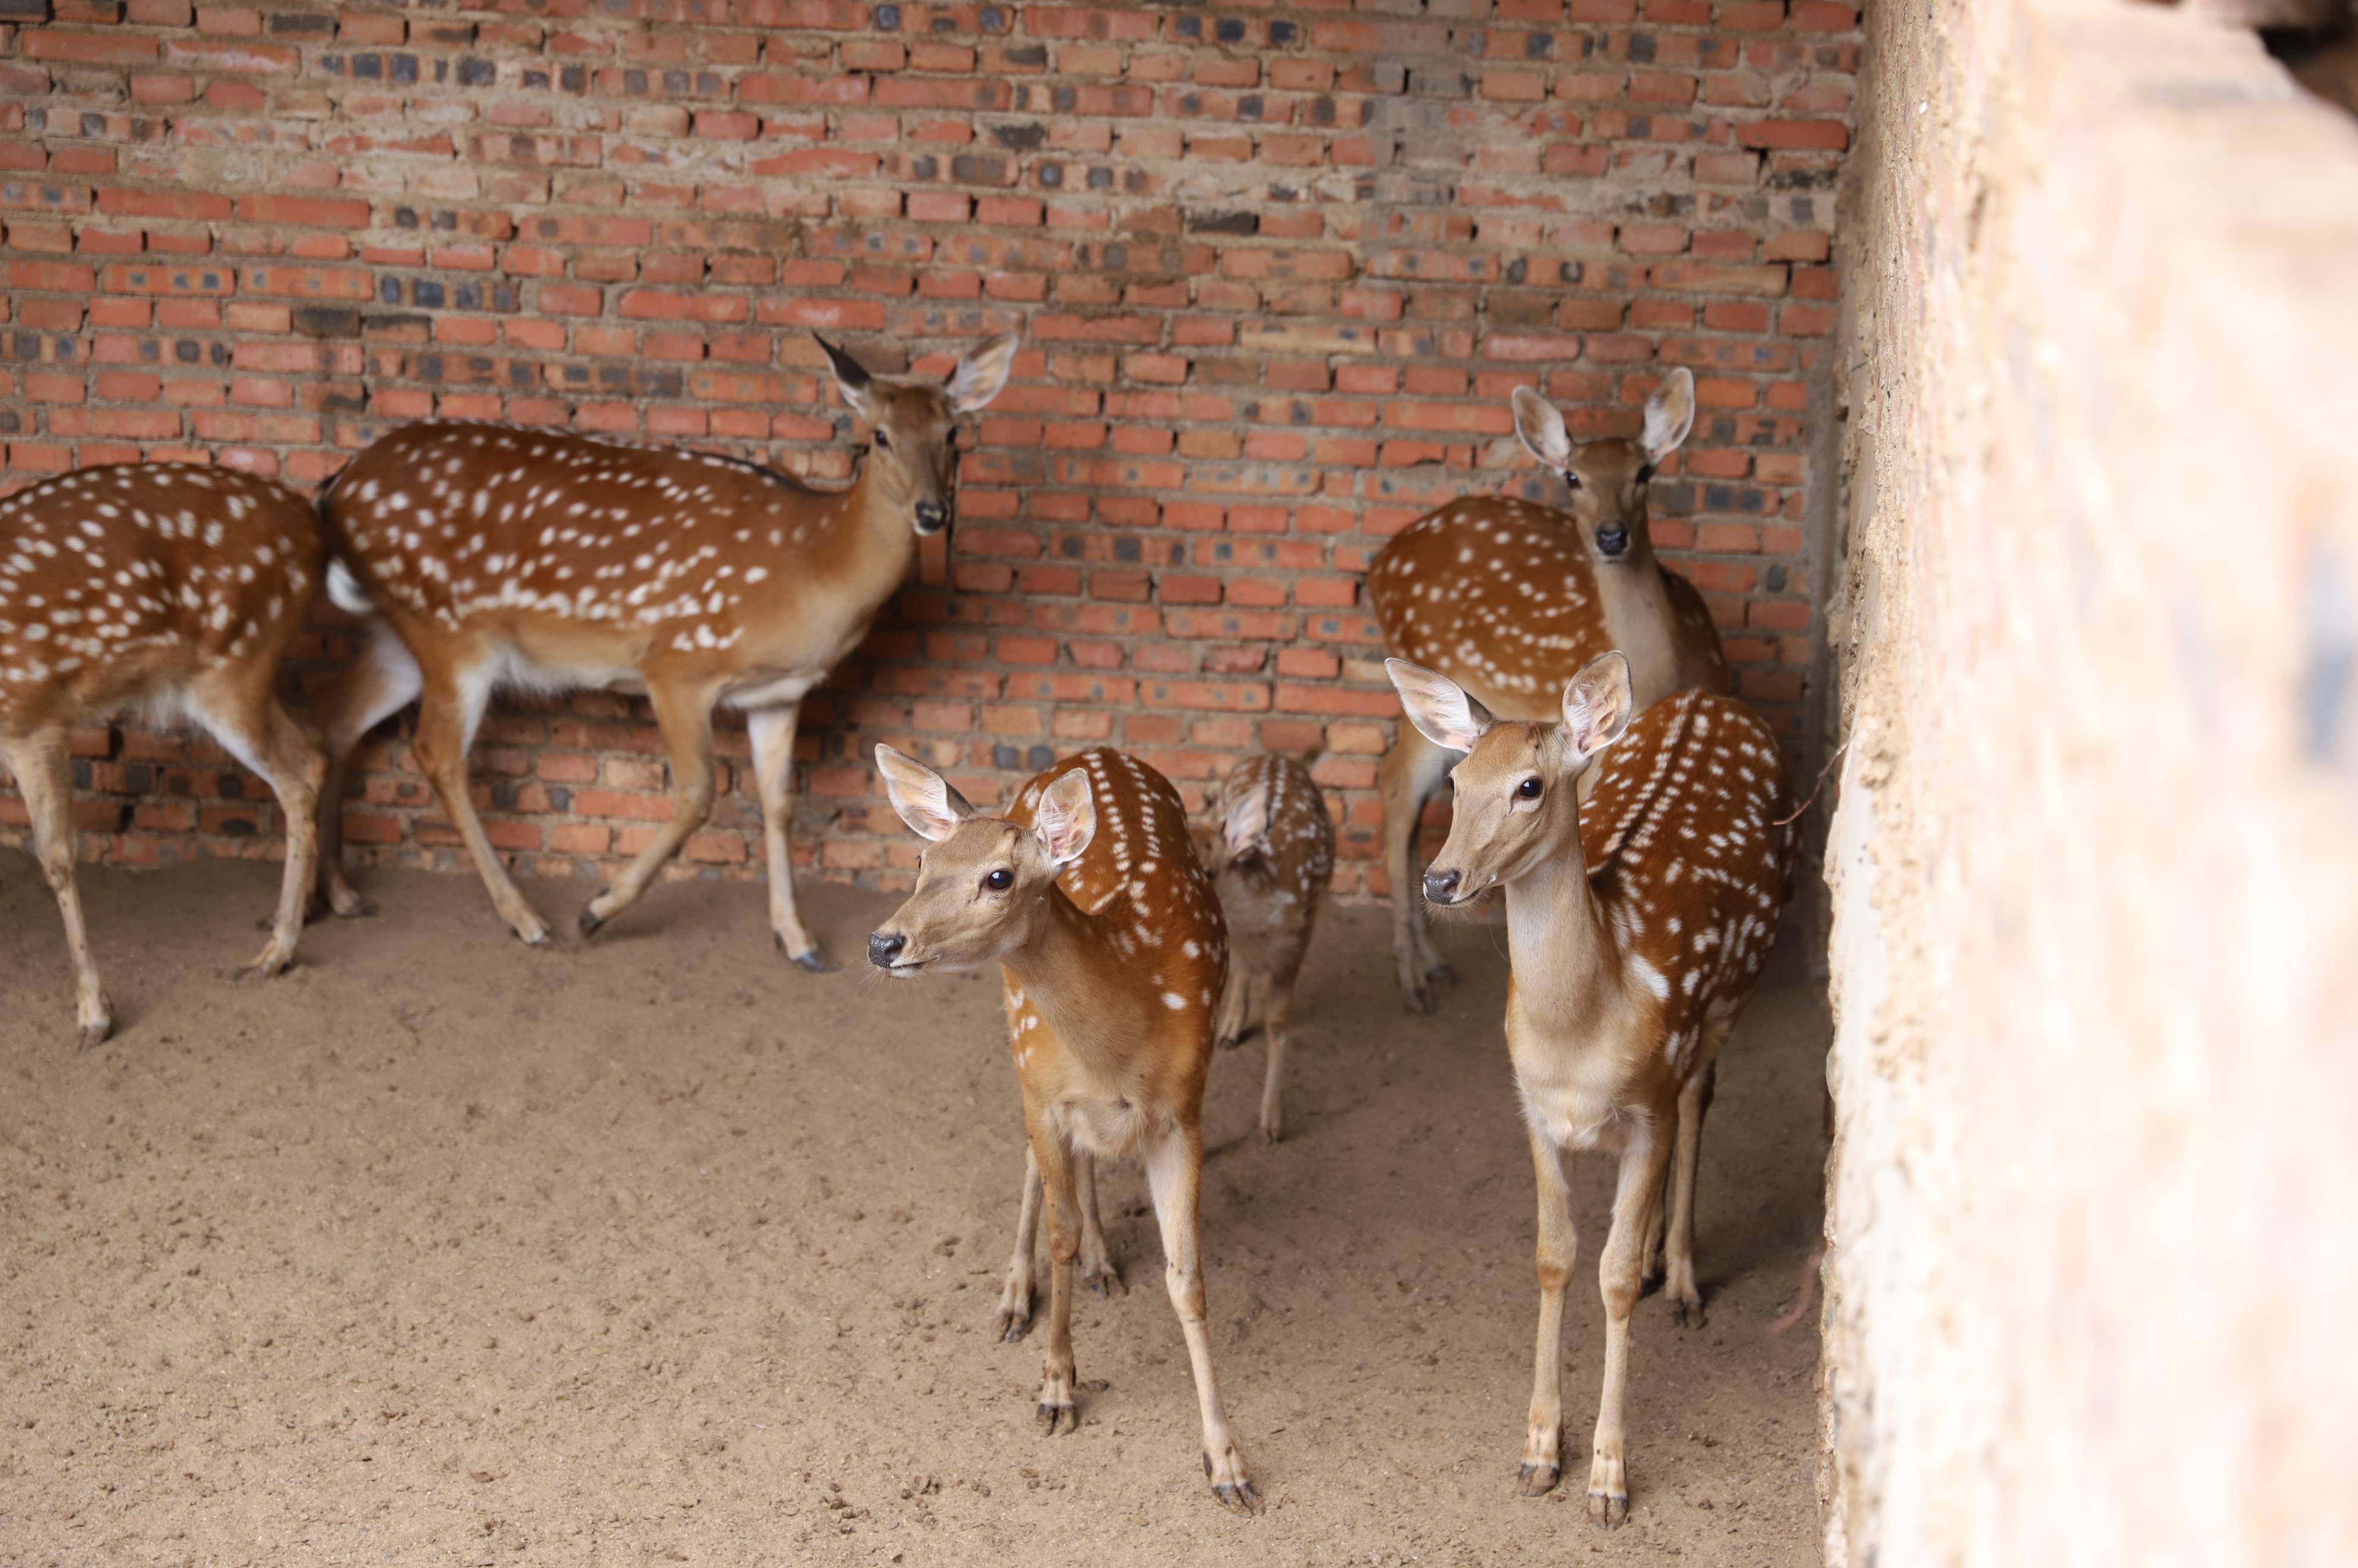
0 0 1857 897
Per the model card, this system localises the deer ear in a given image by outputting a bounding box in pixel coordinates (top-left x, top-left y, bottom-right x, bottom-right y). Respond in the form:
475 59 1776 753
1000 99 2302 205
1222 780 1271 859
816 334 879 420
1561 652 1634 760
948 331 1019 415
1033 769 1097 867
1511 387 1574 472
875 744 973 843
1386 657 1494 754
1642 368 1696 463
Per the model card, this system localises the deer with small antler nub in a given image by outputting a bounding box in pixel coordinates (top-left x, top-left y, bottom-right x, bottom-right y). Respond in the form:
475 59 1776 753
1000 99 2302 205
1366 369 1730 1014
0 464 328 1045
310 332 1018 965
1387 650 1792 1526
866 744 1257 1514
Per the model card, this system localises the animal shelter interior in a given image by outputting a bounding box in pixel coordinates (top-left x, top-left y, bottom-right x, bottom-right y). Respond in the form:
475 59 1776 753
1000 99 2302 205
4 0 2355 1563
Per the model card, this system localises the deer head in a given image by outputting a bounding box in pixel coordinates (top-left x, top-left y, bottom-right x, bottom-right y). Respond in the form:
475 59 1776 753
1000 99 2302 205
1510 368 1695 566
866 744 1094 975
816 331 1019 538
1387 651 1633 907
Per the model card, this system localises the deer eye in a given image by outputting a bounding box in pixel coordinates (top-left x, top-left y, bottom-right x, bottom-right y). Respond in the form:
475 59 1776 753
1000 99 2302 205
1562 470 1582 491
1517 777 1543 800
983 867 1014 892
874 430 894 451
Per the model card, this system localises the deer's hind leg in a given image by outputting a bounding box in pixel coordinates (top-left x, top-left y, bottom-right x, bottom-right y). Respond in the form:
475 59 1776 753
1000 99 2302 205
1 727 110 1047
1378 723 1456 1013
187 665 326 982
1075 1153 1123 1298
311 618 422 919
1664 1057 1720 1327
411 650 550 945
1143 1122 1256 1512
579 676 719 938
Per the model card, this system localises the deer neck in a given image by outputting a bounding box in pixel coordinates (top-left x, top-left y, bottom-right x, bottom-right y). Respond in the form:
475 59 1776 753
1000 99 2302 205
1590 532 1681 711
834 448 922 595
1502 831 1637 1037
1002 887 1153 1078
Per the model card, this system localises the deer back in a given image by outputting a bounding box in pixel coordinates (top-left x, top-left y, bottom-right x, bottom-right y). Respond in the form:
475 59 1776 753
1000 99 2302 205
1006 745 1229 1025
323 422 907 686
1368 496 1727 721
0 465 323 730
1207 752 1334 978
1579 690 1795 1077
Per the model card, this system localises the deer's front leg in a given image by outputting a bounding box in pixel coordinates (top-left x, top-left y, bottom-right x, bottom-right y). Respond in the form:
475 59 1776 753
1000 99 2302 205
1027 1118 1080 1436
2 731 111 1047
996 1143 1042 1341
1589 1124 1674 1527
1521 1125 1577 1496
746 703 832 970
1143 1126 1257 1513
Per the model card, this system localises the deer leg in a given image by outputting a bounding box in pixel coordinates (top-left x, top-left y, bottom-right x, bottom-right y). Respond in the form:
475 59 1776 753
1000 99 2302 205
1143 1124 1255 1512
1075 1152 1122 1298
1028 1116 1081 1437
579 678 718 938
1211 963 1251 1051
1257 972 1295 1144
1520 1125 1577 1496
412 657 550 946
1589 1124 1675 1527
1664 1060 1718 1327
745 702 831 970
311 619 422 919
996 1143 1043 1341
2 729 110 1047
187 671 324 982
1378 723 1456 1013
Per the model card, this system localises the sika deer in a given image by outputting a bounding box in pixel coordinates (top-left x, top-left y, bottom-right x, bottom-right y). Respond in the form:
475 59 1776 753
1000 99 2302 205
311 331 1019 963
867 744 1256 1513
1366 369 1729 1013
1386 652 1792 1525
1198 751 1334 1143
0 464 327 1045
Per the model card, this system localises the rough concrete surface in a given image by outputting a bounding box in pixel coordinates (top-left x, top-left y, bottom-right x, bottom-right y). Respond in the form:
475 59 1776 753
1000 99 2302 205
2 862 1827 1566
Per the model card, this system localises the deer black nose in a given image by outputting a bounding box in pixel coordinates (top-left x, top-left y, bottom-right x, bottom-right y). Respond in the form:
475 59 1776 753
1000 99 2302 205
1595 527 1630 558
914 501 948 533
1423 868 1461 904
867 931 907 969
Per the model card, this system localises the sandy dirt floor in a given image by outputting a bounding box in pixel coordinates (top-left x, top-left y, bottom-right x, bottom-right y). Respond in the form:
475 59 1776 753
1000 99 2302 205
2 860 1828 1567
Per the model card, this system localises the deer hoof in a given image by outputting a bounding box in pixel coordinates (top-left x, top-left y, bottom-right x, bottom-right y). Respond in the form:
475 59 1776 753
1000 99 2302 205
1587 1487 1629 1528
788 944 835 973
1035 1399 1077 1436
1517 1460 1560 1498
576 902 608 938
76 1018 112 1052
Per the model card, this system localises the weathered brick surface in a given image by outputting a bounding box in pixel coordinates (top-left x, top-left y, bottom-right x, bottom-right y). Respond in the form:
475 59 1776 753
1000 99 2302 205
0 0 1856 895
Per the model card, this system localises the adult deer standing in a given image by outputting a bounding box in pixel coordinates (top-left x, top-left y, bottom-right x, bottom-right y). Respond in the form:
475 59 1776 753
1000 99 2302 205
0 464 327 1045
1198 751 1334 1143
1387 652 1792 1525
1366 369 1729 1012
866 745 1257 1513
310 332 1018 963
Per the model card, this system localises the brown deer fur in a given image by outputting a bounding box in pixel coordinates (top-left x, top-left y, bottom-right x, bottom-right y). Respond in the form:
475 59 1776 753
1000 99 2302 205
0 464 327 1045
1387 652 1792 1526
310 333 1017 962
1366 369 1730 1013
867 744 1256 1513
1198 751 1335 1143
